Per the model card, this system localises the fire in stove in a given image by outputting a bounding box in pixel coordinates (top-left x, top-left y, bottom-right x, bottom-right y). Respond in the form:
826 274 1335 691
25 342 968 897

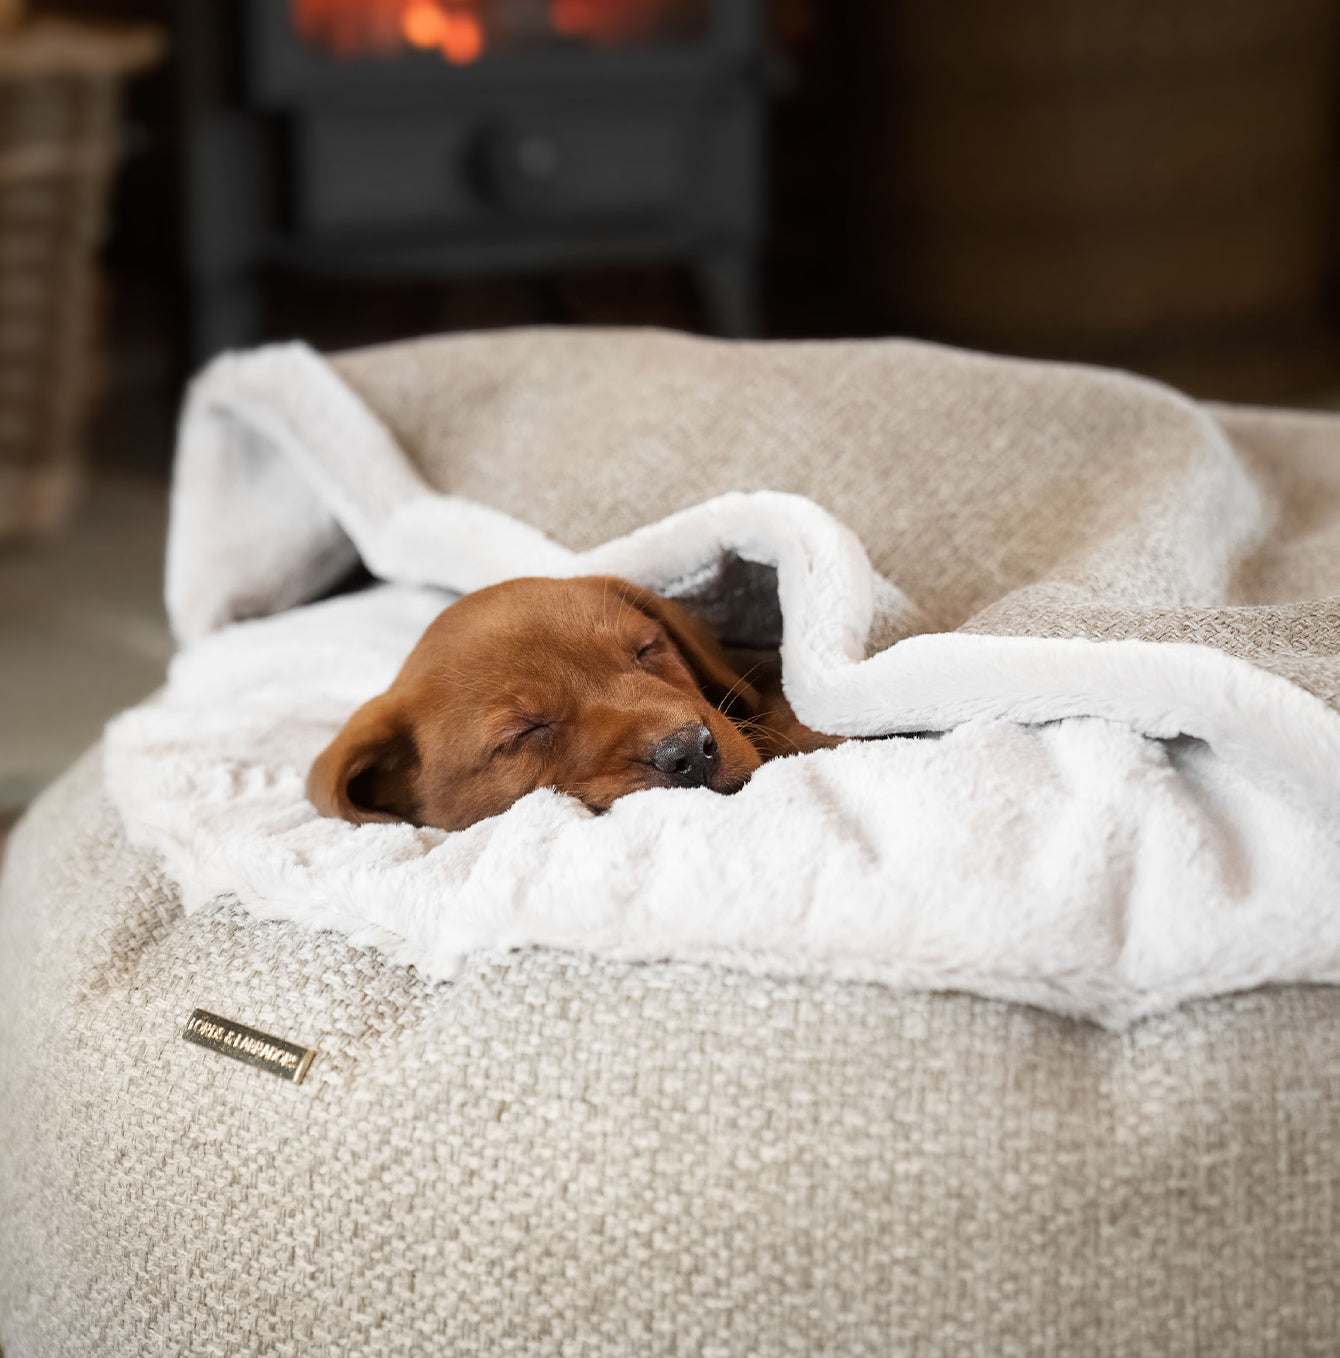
291 0 707 65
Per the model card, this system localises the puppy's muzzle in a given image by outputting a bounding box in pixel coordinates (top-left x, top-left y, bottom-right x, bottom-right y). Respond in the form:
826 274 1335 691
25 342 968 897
649 723 718 787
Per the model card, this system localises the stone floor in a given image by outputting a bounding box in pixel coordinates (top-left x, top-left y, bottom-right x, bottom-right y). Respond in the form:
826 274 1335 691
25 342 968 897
0 472 172 816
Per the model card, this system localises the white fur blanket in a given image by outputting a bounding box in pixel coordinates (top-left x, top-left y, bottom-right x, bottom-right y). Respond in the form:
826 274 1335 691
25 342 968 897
104 337 1340 1027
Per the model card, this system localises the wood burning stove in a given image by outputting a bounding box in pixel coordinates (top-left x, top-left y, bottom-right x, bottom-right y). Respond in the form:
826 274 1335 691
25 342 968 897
181 0 767 360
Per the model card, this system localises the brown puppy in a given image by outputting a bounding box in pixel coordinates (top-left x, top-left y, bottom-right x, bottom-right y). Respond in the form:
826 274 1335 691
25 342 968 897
308 575 836 831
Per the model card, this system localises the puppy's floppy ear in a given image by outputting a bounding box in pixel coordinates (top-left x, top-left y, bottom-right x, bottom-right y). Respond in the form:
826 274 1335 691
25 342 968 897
610 578 762 717
307 694 422 824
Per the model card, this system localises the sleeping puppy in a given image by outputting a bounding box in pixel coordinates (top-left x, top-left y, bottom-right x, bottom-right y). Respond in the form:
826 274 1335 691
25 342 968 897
308 575 839 832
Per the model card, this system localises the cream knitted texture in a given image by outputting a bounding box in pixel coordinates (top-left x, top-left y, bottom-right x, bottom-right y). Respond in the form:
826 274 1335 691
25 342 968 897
3 749 1340 1357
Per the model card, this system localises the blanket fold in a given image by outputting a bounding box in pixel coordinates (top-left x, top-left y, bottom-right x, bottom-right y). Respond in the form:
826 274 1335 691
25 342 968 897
106 329 1340 1026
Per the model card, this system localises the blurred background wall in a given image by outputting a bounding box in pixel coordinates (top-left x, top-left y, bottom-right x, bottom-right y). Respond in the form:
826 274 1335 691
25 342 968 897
3 0 1340 818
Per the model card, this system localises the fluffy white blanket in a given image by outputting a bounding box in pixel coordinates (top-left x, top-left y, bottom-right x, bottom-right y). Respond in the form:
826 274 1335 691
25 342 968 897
104 342 1340 1027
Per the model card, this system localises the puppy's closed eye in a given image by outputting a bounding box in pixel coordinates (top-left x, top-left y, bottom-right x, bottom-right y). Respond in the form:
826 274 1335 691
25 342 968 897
492 720 557 758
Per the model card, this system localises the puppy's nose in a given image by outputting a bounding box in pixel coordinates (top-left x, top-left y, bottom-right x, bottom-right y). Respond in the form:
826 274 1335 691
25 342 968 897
649 723 718 787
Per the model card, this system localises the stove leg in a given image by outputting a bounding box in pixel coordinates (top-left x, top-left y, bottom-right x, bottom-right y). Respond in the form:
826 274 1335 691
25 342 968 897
694 245 758 339
180 110 270 366
188 271 264 367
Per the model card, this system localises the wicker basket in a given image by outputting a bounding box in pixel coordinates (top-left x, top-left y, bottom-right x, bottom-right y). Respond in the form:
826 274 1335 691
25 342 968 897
0 19 160 545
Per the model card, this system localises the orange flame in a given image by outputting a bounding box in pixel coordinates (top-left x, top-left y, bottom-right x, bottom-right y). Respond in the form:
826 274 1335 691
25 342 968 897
292 0 485 63
291 0 694 62
400 1 484 63
548 0 679 45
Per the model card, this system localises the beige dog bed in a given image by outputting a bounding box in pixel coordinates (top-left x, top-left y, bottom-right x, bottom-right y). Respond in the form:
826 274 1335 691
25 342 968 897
4 329 1340 1355
3 751 1339 1355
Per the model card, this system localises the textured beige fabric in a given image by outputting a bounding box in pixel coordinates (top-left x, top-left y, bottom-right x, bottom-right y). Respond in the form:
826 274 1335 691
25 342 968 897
4 748 1340 1356
332 330 1340 705
8 333 1340 1354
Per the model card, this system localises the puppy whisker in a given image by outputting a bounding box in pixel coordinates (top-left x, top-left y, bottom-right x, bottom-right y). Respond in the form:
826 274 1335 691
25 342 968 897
715 663 765 716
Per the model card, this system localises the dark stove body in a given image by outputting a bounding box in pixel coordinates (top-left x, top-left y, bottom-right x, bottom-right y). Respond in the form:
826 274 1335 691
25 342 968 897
181 0 767 361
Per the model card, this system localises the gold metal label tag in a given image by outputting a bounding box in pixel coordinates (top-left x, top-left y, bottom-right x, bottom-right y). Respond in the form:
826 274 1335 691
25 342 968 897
182 1009 317 1085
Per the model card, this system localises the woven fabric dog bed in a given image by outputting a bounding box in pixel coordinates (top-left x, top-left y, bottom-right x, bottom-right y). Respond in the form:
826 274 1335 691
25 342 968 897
2 749 1340 1356
5 328 1340 1355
